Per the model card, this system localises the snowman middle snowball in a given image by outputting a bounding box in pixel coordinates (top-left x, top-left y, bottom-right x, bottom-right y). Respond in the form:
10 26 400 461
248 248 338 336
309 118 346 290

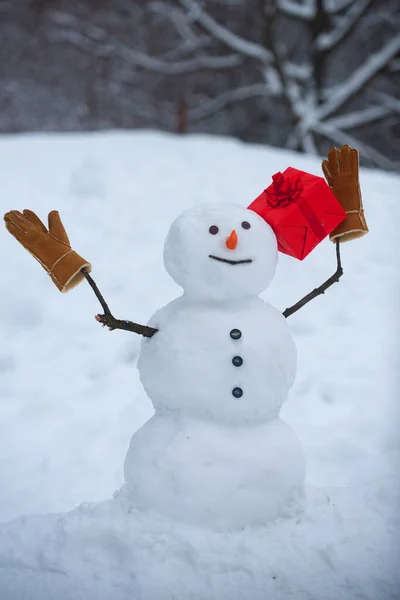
124 203 305 530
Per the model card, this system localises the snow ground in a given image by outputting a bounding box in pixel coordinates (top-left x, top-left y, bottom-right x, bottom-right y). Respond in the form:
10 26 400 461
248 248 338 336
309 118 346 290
0 131 399 599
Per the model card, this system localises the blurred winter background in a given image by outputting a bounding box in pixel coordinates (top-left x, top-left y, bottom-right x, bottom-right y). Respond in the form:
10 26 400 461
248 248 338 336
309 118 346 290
0 0 399 169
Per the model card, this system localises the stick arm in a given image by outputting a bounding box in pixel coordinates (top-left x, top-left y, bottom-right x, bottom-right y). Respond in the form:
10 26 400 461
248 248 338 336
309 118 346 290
82 270 158 338
282 241 343 319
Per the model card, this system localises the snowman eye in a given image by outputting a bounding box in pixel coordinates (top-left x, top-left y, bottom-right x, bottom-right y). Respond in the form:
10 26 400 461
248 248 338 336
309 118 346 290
209 225 219 235
241 221 251 230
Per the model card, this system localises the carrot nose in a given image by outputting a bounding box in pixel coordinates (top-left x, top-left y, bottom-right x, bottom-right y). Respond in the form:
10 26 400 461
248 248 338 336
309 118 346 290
226 230 238 250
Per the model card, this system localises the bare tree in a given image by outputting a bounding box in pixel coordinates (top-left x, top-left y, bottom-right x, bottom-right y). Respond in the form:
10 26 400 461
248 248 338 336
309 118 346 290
172 0 398 168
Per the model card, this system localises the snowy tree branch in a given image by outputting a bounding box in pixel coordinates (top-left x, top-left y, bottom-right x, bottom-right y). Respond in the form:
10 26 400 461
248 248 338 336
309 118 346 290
148 1 201 42
316 36 400 120
114 46 244 74
179 0 274 64
285 126 303 150
277 0 316 21
325 105 393 129
161 36 211 62
312 121 399 169
284 62 313 82
301 132 319 154
368 90 400 114
47 29 243 74
189 83 271 121
324 0 362 15
316 0 373 51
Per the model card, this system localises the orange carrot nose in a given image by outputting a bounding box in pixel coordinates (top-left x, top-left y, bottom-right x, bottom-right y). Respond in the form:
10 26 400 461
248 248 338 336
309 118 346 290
226 230 238 250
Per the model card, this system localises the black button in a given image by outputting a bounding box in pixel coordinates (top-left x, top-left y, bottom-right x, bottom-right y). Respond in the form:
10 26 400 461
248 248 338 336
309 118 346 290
232 356 243 367
232 387 243 398
230 329 242 340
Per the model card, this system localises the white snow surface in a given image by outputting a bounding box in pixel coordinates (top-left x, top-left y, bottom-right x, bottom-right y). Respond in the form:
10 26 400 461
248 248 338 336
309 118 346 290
0 131 399 599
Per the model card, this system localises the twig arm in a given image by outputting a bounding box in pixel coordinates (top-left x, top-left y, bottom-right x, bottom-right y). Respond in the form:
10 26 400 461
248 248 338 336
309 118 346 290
283 241 343 319
82 270 112 316
82 269 158 338
95 314 158 337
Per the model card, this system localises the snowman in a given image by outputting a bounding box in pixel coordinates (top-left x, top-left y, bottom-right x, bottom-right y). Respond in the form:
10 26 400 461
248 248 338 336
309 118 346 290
124 202 304 530
4 145 367 531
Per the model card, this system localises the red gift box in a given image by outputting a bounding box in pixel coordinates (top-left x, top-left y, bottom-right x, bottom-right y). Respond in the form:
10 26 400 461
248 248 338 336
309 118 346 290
248 167 347 260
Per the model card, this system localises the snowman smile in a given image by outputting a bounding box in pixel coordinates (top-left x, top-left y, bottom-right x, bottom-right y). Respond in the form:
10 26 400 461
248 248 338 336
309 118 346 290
209 255 253 266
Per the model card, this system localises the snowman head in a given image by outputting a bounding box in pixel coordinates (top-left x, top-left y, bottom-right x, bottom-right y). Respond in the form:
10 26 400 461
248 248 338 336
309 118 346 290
163 203 278 301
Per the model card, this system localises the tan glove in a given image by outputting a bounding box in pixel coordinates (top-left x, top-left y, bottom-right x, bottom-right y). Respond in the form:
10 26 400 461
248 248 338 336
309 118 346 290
4 209 91 292
322 145 369 243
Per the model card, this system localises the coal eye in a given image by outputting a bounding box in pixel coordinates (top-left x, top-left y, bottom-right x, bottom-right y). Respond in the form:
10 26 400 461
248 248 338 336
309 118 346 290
241 221 251 230
209 225 219 235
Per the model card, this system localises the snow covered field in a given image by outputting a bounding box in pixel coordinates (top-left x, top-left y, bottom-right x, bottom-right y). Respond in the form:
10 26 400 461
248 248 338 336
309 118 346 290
0 131 399 599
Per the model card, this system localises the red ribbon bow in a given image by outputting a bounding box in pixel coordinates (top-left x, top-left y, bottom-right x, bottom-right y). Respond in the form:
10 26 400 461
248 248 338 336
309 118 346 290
265 172 303 208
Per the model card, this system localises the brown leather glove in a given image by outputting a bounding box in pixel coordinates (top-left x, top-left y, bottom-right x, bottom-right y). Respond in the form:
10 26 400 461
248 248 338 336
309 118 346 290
322 145 369 243
4 209 91 292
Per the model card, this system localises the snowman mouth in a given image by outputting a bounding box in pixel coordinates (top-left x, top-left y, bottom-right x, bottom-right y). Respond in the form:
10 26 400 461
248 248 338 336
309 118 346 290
209 255 253 266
